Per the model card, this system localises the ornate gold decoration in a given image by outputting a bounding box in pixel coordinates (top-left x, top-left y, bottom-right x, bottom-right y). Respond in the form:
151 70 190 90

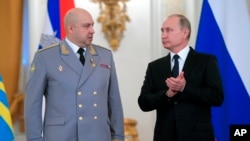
124 118 139 141
92 0 130 51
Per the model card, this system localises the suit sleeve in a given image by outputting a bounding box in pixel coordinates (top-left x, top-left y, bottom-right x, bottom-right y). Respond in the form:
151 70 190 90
25 52 46 141
138 64 171 112
108 52 124 140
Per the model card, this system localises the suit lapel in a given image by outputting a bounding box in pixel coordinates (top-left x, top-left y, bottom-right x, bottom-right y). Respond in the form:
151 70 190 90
60 41 83 76
182 47 197 76
164 54 172 78
78 45 100 86
59 42 100 86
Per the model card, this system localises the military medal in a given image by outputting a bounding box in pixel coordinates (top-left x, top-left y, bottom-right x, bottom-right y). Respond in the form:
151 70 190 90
58 65 63 71
90 58 96 67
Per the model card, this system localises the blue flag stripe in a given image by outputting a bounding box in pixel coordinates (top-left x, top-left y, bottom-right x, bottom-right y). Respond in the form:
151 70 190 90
195 0 250 141
0 91 9 107
0 118 14 141
48 0 61 39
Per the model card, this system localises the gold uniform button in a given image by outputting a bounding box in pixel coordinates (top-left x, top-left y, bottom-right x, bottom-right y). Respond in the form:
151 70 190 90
94 116 98 120
78 104 83 108
77 91 82 95
93 91 97 95
79 116 83 120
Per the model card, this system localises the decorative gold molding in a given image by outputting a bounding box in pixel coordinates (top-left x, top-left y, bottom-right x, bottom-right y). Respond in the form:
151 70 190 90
92 0 130 51
124 118 139 141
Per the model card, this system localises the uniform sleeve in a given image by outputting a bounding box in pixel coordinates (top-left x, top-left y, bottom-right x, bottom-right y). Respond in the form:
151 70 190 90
25 52 47 141
108 52 125 140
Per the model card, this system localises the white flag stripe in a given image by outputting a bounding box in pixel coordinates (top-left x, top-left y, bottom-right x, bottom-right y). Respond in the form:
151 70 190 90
28 0 47 64
43 11 54 35
209 0 250 96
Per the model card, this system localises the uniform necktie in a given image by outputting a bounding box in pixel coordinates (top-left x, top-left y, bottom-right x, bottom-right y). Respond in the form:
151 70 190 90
172 54 179 77
77 48 85 66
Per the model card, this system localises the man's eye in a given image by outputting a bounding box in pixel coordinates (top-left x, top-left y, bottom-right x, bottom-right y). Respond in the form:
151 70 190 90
161 28 172 33
166 28 172 32
84 24 90 28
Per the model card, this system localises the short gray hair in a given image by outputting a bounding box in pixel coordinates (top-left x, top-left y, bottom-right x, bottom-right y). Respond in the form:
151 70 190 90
169 14 191 40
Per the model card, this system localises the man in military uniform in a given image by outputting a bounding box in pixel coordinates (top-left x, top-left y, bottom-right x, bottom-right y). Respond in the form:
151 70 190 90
24 8 124 141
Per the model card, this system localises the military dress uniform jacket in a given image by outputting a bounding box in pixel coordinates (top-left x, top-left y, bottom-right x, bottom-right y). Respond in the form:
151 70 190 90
138 47 224 141
25 40 124 141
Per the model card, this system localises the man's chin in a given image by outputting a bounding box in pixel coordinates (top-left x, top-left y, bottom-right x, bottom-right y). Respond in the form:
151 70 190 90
163 46 170 49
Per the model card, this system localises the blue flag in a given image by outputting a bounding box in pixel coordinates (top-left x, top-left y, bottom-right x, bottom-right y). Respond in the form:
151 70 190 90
0 75 14 141
195 0 250 141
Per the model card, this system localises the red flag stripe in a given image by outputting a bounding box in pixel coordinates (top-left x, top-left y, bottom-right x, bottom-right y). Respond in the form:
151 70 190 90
59 0 75 39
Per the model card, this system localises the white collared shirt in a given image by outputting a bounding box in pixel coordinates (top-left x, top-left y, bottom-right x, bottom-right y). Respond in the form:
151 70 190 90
65 38 86 58
170 45 190 73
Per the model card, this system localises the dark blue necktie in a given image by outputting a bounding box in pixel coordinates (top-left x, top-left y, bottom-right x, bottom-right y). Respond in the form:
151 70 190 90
77 48 85 66
172 54 179 77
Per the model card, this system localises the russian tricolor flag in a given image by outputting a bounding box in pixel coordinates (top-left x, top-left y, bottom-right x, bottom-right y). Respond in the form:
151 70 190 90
39 0 75 49
195 0 250 140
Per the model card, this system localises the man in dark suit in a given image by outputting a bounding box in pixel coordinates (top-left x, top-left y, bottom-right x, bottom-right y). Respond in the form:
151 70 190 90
25 8 124 141
138 14 224 141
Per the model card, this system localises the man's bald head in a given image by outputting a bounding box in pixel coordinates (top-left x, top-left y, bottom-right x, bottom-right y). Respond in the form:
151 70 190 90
64 8 92 29
63 8 95 47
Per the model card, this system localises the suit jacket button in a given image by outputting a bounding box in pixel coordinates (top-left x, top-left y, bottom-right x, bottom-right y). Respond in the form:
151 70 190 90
174 101 178 104
77 91 82 95
79 116 83 120
78 104 83 108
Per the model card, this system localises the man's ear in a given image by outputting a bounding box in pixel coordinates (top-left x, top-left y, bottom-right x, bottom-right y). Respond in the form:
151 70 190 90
182 28 190 39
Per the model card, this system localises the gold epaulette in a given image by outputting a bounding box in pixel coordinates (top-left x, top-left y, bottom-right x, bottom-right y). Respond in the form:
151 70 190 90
38 43 59 52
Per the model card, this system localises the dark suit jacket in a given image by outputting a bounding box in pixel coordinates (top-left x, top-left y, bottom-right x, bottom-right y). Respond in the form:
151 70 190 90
138 47 224 141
